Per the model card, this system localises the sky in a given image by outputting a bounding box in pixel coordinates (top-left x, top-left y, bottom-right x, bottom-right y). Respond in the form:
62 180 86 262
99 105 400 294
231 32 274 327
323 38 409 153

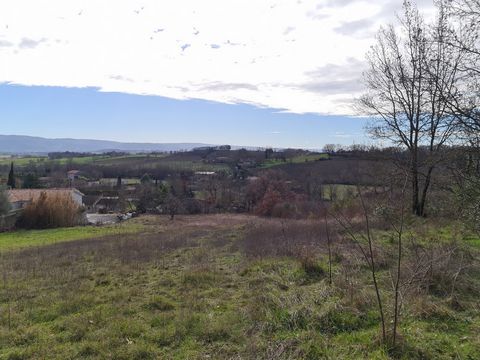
0 0 436 148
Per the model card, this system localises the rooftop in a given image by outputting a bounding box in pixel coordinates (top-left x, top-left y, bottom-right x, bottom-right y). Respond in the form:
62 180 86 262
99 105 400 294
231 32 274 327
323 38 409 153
7 188 84 203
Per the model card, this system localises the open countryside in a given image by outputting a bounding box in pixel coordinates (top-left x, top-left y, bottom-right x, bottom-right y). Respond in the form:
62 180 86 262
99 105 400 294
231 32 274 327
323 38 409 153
1 0 480 359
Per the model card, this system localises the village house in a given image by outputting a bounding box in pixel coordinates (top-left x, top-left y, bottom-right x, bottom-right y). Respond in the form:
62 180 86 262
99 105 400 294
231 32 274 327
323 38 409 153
67 170 82 182
7 188 85 210
83 195 122 213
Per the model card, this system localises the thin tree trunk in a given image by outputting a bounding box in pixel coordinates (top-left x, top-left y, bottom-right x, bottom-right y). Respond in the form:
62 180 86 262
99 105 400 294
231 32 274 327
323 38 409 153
324 212 332 286
418 166 434 217
393 175 408 346
411 153 420 216
358 188 387 343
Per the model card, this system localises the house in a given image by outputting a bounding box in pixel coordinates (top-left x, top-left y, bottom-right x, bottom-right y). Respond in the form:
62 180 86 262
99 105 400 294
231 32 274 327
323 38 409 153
67 170 82 182
7 188 85 210
84 195 122 213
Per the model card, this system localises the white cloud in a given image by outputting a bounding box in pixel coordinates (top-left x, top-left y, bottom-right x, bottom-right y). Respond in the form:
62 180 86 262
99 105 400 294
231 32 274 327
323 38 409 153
0 0 435 115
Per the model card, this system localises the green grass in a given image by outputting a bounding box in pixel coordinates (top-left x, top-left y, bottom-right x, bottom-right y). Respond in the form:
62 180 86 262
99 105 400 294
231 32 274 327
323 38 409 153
53 155 111 165
465 233 480 248
0 154 169 167
0 157 46 166
2 154 231 175
147 160 231 173
0 215 478 359
321 183 357 201
80 154 231 173
0 222 144 251
261 153 329 168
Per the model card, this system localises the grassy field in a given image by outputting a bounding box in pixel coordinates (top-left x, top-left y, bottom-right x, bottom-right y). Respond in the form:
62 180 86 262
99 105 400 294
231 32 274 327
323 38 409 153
0 157 46 166
261 153 329 168
320 184 357 201
0 222 144 251
0 215 478 359
0 154 169 167
89 154 169 166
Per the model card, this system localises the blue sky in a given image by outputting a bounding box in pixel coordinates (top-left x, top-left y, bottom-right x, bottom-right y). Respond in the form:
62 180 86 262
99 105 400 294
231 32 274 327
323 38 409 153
0 84 368 148
1 1 434 149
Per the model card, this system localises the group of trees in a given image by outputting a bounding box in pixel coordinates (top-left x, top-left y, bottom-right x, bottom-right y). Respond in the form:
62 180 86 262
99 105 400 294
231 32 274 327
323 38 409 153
360 0 480 216
3 162 42 190
135 179 186 219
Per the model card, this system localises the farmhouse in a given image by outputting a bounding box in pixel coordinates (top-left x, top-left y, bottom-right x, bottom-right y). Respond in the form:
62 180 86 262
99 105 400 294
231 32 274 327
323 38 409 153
7 188 84 210
67 170 82 181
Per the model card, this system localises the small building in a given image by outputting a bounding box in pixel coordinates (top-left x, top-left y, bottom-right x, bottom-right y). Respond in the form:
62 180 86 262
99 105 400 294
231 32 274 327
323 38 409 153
194 171 216 176
84 195 121 213
67 170 82 181
7 188 84 210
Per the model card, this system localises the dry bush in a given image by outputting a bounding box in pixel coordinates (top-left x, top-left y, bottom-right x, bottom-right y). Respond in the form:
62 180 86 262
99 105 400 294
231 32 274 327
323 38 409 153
402 243 476 299
17 192 83 229
270 198 326 219
242 219 337 259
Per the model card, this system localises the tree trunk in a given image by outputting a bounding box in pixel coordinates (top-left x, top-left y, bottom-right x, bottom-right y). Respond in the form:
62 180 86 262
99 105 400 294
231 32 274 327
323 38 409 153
418 166 434 217
411 153 420 216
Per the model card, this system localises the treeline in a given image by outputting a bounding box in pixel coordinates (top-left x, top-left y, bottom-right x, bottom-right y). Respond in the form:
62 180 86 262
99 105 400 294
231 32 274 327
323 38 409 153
47 151 130 159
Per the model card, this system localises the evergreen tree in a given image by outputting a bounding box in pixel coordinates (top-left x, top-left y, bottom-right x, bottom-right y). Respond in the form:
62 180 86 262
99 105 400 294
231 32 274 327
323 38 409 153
140 173 152 184
7 162 15 189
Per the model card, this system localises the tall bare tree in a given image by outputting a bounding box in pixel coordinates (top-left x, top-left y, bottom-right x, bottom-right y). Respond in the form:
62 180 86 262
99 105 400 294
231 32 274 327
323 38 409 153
359 1 464 216
442 0 480 135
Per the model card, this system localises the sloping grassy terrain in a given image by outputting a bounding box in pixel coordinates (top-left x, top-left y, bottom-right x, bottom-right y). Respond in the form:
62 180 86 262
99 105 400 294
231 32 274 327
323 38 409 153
261 153 329 168
0 222 144 251
0 215 478 359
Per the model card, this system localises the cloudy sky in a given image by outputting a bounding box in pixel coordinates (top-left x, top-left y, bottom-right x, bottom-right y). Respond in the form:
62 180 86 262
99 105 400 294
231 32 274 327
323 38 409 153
0 0 436 148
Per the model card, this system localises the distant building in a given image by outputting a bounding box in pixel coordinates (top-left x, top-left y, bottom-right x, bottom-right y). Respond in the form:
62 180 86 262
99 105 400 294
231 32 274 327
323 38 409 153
67 170 82 181
84 195 121 213
194 171 216 176
7 188 84 210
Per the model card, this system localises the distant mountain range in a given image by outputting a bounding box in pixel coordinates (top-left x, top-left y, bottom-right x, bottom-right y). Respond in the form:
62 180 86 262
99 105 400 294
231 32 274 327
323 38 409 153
0 135 216 154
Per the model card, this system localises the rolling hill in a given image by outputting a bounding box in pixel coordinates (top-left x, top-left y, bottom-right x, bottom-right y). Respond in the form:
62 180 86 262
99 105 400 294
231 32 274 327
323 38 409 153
0 135 213 154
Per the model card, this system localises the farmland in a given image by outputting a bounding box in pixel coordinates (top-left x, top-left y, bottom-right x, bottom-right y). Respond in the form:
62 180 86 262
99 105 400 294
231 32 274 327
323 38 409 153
0 222 144 251
261 153 330 168
0 154 168 167
0 153 233 174
0 214 479 359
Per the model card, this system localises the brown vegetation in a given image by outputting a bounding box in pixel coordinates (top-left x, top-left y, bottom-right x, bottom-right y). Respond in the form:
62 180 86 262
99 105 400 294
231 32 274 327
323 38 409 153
17 192 83 229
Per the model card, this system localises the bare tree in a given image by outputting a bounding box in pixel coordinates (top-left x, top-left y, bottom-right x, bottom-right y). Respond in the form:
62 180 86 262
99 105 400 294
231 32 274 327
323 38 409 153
331 179 409 347
165 193 182 220
359 1 464 216
330 188 387 343
441 0 480 135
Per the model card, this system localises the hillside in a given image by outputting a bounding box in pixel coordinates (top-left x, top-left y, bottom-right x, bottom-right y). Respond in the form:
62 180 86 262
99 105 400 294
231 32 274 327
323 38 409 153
0 214 479 359
0 135 213 154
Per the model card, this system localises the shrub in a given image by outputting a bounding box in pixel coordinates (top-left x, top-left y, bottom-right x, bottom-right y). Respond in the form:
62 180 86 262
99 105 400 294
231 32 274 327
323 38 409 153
300 255 325 280
17 192 82 229
242 220 332 258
